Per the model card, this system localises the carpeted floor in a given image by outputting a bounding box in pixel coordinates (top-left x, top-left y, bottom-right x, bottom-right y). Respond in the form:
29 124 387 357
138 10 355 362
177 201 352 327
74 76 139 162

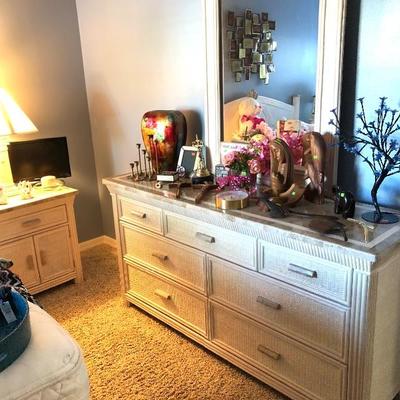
36 244 288 400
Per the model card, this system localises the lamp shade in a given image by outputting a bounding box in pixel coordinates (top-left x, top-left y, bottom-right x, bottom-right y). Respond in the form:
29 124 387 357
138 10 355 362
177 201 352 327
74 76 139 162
0 89 38 136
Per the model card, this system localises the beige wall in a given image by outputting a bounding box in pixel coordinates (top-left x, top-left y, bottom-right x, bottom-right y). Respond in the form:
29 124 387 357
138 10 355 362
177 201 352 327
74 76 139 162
0 0 103 242
76 0 206 237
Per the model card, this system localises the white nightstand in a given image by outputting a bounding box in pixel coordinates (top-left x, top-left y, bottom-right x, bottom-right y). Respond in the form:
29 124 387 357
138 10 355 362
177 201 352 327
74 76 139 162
0 186 83 294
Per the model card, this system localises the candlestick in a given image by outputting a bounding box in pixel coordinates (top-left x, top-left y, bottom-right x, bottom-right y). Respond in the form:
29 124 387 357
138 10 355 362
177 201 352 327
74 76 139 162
154 139 159 174
146 155 152 179
134 161 139 180
142 149 148 177
129 163 135 179
136 144 142 175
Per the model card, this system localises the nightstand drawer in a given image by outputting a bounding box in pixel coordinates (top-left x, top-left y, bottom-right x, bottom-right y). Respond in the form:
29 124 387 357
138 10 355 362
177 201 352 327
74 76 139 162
211 304 346 400
119 197 162 233
0 205 67 242
259 241 352 305
209 256 348 361
122 225 206 293
164 211 256 269
127 263 207 336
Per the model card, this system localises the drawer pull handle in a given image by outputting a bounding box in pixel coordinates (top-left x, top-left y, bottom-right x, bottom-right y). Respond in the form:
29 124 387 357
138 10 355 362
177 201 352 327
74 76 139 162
154 289 171 300
26 255 34 270
130 210 146 219
195 232 215 243
257 344 281 360
288 263 317 278
152 252 168 262
39 250 47 266
22 218 41 227
256 296 281 310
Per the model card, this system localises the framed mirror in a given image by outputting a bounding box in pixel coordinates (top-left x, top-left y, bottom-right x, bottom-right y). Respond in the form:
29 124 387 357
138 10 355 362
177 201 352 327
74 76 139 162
203 0 347 185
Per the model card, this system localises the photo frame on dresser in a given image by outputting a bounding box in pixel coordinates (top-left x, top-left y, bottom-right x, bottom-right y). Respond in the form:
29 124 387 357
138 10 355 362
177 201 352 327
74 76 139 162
177 146 198 177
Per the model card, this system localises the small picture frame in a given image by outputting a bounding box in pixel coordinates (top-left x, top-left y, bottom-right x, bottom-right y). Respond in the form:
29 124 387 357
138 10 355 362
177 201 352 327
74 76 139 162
236 27 244 40
261 12 269 22
177 146 198 177
252 24 261 34
215 164 230 179
252 52 263 64
243 38 254 49
245 67 251 80
236 16 244 27
244 19 252 36
245 9 252 20
259 41 269 53
231 59 243 72
235 72 242 82
252 13 260 25
227 11 235 27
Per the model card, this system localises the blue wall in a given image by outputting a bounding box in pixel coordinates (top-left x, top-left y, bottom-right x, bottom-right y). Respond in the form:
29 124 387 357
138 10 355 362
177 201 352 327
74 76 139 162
339 0 400 209
221 0 319 122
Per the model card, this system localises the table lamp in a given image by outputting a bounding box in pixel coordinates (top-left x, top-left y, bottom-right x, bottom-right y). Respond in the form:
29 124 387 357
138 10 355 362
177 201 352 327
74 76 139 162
0 88 38 185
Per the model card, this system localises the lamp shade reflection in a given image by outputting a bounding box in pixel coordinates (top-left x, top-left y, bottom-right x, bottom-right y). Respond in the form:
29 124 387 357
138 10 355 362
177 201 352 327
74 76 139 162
0 89 38 136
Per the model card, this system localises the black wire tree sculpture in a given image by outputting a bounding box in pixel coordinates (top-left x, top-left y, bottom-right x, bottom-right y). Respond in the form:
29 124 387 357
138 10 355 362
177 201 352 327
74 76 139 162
330 97 400 224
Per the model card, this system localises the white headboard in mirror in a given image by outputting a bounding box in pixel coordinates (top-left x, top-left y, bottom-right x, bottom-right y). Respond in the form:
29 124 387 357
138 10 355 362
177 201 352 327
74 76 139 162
203 0 347 184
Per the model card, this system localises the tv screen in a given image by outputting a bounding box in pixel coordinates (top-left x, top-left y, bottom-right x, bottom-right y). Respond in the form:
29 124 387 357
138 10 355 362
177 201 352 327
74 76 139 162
8 137 71 183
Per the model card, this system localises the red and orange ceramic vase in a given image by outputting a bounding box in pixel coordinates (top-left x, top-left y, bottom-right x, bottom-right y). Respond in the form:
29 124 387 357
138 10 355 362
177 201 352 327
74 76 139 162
141 111 187 172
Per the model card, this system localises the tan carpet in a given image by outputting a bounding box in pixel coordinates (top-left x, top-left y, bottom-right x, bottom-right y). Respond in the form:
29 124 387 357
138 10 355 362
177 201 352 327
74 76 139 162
37 244 288 400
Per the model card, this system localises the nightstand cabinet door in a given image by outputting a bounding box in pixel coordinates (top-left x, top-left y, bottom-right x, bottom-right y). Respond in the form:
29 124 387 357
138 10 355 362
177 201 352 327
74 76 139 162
33 225 74 282
0 237 41 287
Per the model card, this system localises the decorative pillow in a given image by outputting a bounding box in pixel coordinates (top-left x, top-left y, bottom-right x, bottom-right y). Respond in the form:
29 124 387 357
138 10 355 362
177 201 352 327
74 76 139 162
0 259 40 307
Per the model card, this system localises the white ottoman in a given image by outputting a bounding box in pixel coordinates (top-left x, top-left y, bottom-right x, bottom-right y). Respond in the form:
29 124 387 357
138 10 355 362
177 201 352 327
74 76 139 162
0 303 89 400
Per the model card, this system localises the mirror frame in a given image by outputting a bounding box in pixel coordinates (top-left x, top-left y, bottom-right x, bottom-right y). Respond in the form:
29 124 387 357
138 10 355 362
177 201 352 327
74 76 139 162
203 0 347 183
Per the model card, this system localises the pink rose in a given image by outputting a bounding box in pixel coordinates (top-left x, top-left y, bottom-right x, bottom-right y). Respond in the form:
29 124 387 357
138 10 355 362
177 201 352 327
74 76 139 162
248 158 261 174
223 151 236 166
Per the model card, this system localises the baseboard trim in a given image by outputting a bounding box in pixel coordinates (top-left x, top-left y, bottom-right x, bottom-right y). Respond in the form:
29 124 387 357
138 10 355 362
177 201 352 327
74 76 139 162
79 235 117 251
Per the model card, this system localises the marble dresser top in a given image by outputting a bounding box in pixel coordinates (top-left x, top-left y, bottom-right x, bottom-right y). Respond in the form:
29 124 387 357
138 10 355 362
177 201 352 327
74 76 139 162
104 174 400 264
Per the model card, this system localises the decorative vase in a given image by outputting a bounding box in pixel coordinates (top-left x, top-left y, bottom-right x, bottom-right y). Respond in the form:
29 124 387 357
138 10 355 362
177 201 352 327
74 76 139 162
141 110 187 172
362 167 399 224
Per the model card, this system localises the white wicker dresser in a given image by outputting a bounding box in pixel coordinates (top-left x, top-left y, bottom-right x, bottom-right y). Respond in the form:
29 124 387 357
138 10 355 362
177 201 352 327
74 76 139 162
104 175 400 400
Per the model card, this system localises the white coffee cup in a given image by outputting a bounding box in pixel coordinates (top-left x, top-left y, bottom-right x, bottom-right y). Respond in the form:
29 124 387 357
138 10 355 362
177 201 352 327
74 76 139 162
41 175 58 188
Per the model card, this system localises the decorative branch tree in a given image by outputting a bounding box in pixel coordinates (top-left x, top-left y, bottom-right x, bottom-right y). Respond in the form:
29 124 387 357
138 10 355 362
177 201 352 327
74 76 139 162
330 97 400 224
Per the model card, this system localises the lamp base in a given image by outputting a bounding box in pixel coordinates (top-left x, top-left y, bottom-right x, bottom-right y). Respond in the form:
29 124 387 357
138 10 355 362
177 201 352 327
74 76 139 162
362 211 399 224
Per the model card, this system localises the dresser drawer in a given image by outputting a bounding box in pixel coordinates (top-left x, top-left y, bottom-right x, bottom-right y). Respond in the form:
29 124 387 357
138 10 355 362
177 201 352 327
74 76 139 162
122 225 206 293
259 241 352 305
211 304 346 400
0 205 68 242
127 263 207 336
209 257 348 361
164 211 256 269
119 197 162 233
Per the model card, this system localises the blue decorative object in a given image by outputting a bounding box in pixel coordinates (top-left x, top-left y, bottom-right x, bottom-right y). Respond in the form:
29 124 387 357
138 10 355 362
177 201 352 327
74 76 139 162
0 289 31 372
330 97 400 224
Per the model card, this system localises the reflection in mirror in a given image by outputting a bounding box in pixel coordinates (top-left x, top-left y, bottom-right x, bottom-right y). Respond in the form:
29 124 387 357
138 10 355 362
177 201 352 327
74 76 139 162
220 0 319 142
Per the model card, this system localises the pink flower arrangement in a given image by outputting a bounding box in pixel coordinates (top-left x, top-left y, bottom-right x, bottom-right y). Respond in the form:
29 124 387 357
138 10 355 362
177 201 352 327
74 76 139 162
216 175 257 194
223 121 306 177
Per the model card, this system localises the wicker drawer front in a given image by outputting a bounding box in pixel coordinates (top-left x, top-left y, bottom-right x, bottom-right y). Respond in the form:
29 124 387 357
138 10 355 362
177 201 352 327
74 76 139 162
127 263 207 336
211 304 346 400
122 225 206 292
119 197 162 233
259 241 352 305
0 206 67 242
209 257 348 361
164 211 256 270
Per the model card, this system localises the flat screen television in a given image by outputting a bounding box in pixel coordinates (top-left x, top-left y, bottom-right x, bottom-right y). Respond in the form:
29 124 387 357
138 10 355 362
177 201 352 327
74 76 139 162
7 137 71 183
